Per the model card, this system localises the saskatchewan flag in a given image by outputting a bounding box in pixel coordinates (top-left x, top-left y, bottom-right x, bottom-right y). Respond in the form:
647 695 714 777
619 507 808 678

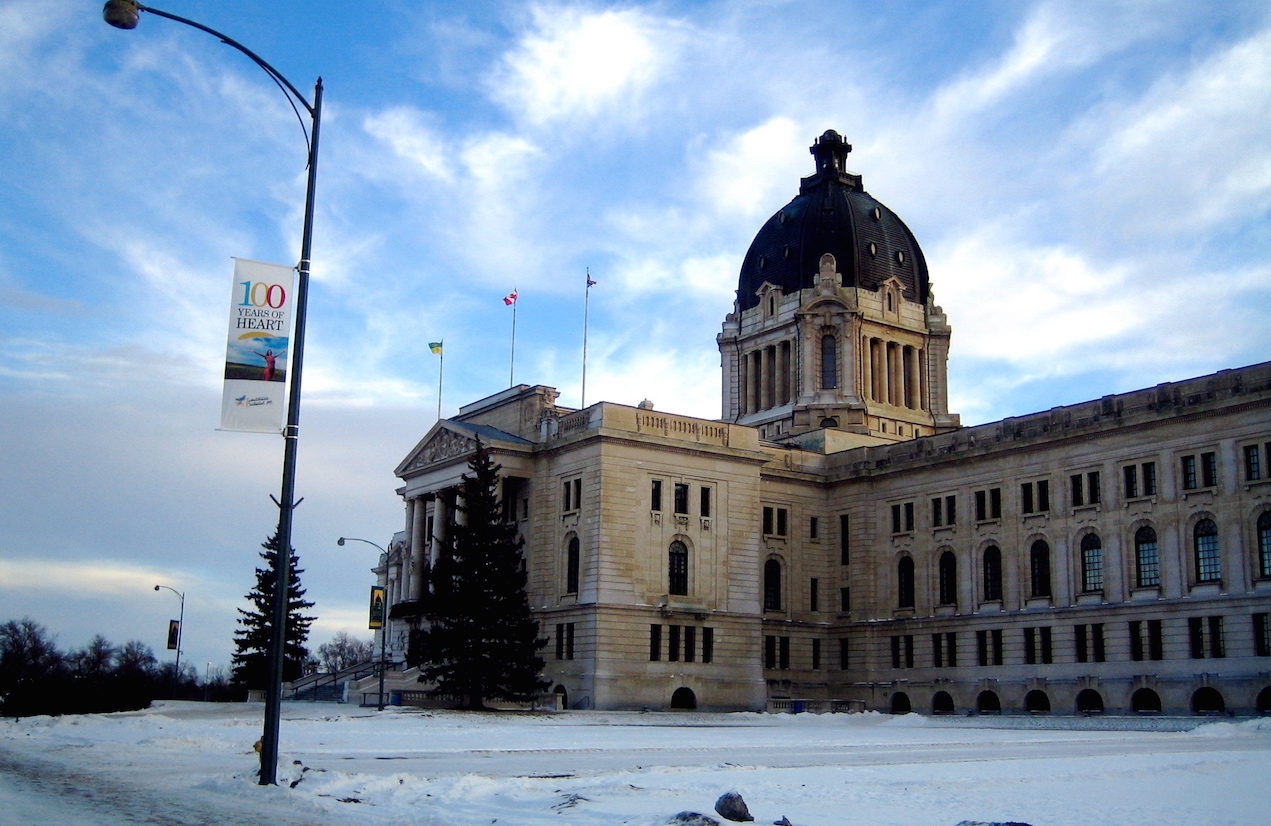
428 342 443 355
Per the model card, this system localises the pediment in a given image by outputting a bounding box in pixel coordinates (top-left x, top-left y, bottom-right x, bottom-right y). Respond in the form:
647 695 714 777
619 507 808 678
395 420 533 478
396 423 478 477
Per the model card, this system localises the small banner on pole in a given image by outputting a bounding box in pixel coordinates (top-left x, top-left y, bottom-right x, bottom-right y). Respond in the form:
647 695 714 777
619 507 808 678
167 620 180 650
368 586 386 630
219 258 295 433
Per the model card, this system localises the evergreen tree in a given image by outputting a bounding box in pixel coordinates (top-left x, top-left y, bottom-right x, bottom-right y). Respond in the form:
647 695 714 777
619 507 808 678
231 531 315 688
416 438 547 709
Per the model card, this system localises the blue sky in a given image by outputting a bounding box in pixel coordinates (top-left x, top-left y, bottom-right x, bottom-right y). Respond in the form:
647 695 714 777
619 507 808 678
1 0 1268 675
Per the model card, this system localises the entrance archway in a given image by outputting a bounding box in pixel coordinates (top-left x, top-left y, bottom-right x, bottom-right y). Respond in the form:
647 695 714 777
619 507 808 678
976 691 1001 714
1131 688 1161 714
1076 689 1104 714
1024 690 1050 713
671 687 697 710
1191 687 1225 715
890 692 911 714
932 691 955 715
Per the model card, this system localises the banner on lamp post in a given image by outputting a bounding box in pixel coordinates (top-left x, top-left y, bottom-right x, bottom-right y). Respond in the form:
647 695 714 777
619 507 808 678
167 620 180 651
220 258 295 433
369 586 386 630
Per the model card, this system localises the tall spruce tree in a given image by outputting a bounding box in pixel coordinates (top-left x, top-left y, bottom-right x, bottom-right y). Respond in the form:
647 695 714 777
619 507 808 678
416 438 547 709
231 531 315 688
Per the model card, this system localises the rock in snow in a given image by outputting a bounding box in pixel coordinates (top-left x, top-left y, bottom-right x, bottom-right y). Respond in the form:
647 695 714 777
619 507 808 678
668 813 721 826
715 791 755 822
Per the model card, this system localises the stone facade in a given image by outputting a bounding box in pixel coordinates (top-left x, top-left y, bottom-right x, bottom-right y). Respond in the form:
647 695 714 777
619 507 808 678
363 132 1271 715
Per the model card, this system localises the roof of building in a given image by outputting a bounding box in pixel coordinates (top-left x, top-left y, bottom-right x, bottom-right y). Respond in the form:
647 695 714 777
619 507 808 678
736 130 929 312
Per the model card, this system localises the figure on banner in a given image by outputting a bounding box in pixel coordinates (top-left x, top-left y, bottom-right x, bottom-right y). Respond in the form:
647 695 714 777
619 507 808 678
250 349 278 381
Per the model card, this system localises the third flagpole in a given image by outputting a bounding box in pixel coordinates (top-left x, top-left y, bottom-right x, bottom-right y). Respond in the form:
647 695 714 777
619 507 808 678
582 268 594 408
504 288 519 387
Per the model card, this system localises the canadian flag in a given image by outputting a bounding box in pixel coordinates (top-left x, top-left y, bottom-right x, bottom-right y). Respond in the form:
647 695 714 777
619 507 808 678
503 290 518 306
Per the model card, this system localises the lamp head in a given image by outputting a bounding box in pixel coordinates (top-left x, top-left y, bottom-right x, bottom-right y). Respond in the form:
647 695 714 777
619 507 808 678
103 1 141 30
337 537 346 546
153 584 160 591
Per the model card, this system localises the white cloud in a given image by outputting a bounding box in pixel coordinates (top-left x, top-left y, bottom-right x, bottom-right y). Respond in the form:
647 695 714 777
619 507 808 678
491 4 681 126
363 108 455 183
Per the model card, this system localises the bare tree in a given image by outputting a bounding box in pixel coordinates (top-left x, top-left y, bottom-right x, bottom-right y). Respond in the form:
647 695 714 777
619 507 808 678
317 631 375 673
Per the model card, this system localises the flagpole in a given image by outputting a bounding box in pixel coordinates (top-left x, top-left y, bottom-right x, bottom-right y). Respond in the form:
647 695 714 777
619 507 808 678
437 342 444 420
509 289 518 387
581 268 591 408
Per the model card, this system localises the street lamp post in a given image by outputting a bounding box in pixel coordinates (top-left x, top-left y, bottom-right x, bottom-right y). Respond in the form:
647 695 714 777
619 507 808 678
104 1 322 787
153 584 184 685
338 536 391 711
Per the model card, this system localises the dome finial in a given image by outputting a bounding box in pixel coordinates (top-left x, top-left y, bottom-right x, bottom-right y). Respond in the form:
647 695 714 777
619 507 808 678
810 130 852 175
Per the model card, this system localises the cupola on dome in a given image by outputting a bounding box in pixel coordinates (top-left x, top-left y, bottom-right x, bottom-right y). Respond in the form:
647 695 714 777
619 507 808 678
736 130 929 312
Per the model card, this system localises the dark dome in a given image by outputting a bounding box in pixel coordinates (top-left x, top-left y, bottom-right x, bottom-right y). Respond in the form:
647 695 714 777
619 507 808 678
737 130 929 312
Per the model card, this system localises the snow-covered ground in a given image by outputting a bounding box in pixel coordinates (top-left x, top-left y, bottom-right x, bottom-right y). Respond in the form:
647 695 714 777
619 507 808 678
2 702 1269 826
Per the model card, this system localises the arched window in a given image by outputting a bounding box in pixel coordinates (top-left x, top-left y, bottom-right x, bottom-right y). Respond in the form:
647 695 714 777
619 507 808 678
1080 533 1103 592
938 551 957 606
1131 688 1161 714
668 540 689 596
1030 540 1051 598
1025 690 1051 714
565 536 580 594
897 556 915 608
1135 527 1159 588
890 692 911 714
820 335 838 390
977 690 1001 714
1076 689 1104 715
983 546 1002 602
763 559 782 610
1194 519 1220 582
1258 512 1271 579
932 691 955 715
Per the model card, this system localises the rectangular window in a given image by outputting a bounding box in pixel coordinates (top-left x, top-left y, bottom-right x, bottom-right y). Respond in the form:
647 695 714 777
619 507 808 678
765 635 777 669
1083 544 1104 592
556 623 565 660
776 508 788 536
839 514 850 564
809 516 818 539
1087 472 1101 505
1147 619 1163 661
649 624 661 661
839 638 850 670
763 506 774 535
1092 623 1105 662
1143 462 1157 495
1076 624 1089 663
673 483 689 515
1124 465 1139 499
1070 473 1084 507
1025 627 1051 664
1024 627 1036 665
976 630 1001 666
1037 481 1049 512
1189 617 1205 658
932 496 944 527
668 624 681 662
651 480 663 511
840 586 850 612
700 486 712 517
1246 445 1264 482
975 490 987 521
1021 482 1034 514
809 578 819 613
1254 614 1270 657
891 504 902 534
1208 615 1225 658
1181 455 1197 490
932 632 956 668
1201 452 1218 488
684 626 696 663
702 627 714 663
945 495 957 525
811 638 821 671
990 488 1002 519
778 636 790 670
1129 620 1143 662
562 481 572 512
901 635 914 668
904 502 914 532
